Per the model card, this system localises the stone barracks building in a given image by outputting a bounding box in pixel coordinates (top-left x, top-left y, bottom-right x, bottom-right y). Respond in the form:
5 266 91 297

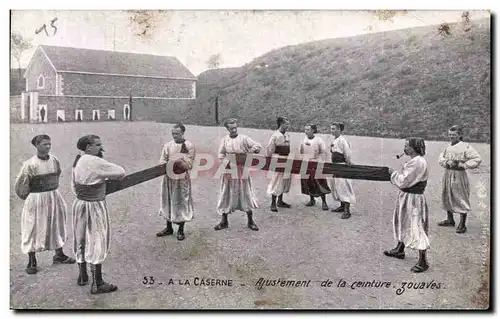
15 45 196 123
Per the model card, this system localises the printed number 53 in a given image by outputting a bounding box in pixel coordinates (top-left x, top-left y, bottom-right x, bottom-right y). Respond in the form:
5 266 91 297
143 276 155 285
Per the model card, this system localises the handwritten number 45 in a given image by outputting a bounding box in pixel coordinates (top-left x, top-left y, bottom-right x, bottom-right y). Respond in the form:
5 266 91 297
143 276 155 285
35 17 58 37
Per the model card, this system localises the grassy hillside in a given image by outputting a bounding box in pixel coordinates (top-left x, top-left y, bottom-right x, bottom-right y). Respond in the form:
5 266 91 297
181 18 490 143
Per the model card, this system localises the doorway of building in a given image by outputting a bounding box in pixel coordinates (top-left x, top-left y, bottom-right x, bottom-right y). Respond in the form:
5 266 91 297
75 110 83 122
123 104 130 121
92 110 100 121
38 105 48 123
56 110 65 122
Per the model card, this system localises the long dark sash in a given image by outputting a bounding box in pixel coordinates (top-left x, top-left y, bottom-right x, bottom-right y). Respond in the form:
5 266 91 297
104 153 392 195
106 164 166 195
401 180 427 194
236 154 390 181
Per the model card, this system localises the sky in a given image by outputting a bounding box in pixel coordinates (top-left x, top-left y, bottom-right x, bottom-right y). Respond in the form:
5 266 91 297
10 10 490 75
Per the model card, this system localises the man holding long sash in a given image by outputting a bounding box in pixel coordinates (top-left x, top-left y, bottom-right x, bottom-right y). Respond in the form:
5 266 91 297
266 116 292 212
384 137 430 273
214 118 261 231
329 122 356 219
14 134 75 275
72 135 126 294
156 123 196 241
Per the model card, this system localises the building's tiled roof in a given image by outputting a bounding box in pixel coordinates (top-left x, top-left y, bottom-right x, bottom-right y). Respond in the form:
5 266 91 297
40 45 196 79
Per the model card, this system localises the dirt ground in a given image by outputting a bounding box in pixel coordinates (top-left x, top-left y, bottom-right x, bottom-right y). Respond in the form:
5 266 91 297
9 122 491 310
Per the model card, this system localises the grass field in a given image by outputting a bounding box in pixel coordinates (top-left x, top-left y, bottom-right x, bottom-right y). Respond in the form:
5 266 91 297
9 122 491 309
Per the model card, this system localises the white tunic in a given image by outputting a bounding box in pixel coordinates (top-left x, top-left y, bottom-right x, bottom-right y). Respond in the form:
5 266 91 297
159 140 195 223
72 154 125 264
216 134 262 214
390 156 430 250
438 141 482 214
266 130 292 196
14 155 67 254
329 135 356 204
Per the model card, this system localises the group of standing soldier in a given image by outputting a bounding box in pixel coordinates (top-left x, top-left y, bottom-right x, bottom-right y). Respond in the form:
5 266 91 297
265 117 356 219
154 116 358 240
14 120 482 294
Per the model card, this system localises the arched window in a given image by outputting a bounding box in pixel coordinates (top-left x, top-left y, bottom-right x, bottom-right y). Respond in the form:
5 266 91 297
37 74 45 89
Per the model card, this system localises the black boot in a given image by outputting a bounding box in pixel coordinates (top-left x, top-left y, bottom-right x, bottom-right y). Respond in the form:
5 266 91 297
90 264 118 294
214 213 229 230
305 196 316 206
277 195 291 208
384 241 405 259
53 247 76 264
321 195 329 211
341 202 351 219
270 195 278 212
411 250 430 273
332 202 345 212
438 211 455 227
456 213 467 234
247 211 259 231
26 252 37 274
77 262 89 286
177 222 185 241
156 221 174 237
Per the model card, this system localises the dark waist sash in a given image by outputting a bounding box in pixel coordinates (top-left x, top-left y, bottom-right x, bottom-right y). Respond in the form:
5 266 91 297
75 182 106 202
29 172 60 193
275 145 290 156
401 180 427 194
331 152 346 163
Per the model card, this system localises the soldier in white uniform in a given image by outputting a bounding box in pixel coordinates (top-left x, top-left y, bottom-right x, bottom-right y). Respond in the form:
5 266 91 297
299 124 331 210
72 135 126 294
15 134 75 275
214 118 262 231
329 122 356 219
384 137 430 273
437 125 482 233
266 116 292 212
156 123 196 241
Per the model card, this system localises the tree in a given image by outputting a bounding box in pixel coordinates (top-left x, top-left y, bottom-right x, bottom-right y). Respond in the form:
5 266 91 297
206 53 222 69
11 31 32 84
